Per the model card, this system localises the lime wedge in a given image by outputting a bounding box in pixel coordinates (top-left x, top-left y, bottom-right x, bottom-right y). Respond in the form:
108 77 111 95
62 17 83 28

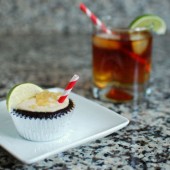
129 14 166 34
6 83 43 112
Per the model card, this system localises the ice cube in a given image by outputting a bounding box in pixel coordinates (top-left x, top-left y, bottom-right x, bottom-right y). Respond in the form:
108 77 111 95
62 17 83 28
92 33 120 49
132 38 149 55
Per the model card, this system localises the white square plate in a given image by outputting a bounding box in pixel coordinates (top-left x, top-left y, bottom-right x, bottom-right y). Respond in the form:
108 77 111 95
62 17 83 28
0 88 129 164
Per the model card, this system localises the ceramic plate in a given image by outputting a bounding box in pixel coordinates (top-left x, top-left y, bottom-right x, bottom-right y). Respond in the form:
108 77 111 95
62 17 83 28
0 88 129 164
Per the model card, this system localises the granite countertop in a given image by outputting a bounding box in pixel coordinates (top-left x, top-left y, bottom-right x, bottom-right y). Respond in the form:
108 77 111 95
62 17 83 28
0 33 169 170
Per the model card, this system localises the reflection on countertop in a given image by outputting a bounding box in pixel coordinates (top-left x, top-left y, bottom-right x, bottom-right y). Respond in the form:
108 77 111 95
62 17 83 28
0 33 170 169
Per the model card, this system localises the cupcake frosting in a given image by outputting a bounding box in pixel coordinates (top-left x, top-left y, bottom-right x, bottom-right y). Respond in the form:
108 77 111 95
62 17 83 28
16 90 69 112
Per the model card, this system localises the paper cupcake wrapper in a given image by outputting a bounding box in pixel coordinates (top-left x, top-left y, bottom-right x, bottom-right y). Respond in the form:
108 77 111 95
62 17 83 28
10 109 74 142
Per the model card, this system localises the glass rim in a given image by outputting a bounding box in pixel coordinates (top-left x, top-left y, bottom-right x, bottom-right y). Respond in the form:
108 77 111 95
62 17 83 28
93 25 151 33
110 27 150 33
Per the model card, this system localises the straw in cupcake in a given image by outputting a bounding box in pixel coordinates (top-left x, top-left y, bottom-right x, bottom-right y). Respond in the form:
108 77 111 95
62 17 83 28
58 74 79 103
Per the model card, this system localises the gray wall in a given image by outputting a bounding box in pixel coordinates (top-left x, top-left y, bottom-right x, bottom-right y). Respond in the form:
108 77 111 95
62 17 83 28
0 0 169 35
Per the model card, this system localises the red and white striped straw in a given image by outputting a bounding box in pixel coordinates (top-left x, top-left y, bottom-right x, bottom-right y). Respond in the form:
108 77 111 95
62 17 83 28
58 74 79 103
79 3 112 34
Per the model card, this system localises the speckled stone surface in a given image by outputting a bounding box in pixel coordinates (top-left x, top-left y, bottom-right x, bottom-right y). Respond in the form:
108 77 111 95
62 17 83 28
0 0 169 34
0 32 170 170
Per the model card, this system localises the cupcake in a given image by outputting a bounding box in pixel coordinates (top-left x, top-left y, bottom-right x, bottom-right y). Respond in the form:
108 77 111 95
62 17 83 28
6 83 75 142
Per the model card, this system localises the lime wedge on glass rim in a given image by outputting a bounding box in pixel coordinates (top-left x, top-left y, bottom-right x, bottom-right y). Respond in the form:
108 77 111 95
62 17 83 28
129 14 166 34
6 83 43 112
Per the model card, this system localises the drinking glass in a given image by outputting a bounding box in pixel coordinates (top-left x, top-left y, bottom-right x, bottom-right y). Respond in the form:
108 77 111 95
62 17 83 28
92 17 153 103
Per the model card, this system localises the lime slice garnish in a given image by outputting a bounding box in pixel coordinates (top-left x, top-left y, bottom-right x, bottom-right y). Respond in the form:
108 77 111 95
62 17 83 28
6 83 43 112
129 14 166 34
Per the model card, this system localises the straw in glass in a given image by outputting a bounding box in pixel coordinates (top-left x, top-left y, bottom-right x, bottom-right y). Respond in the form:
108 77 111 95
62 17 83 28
79 3 112 34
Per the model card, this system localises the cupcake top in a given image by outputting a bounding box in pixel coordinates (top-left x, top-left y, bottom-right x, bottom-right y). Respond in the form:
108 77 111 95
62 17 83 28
16 90 69 112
